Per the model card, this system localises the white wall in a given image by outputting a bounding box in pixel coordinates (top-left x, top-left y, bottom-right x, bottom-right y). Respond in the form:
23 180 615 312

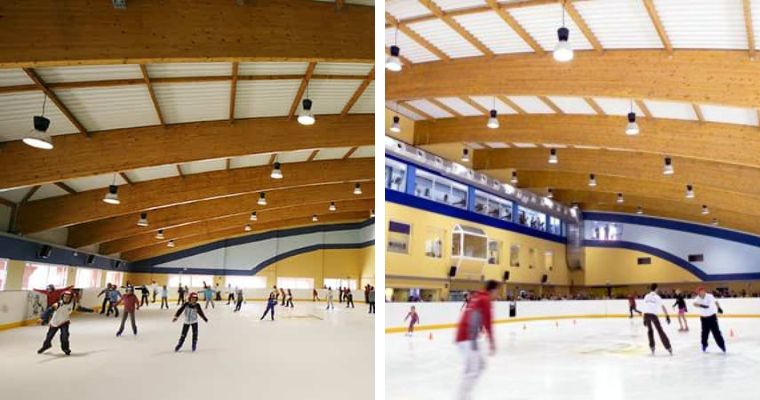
386 298 760 330
0 287 106 328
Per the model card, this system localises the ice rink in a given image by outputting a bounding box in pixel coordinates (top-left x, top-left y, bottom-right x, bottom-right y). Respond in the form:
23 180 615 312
386 316 760 400
0 301 374 399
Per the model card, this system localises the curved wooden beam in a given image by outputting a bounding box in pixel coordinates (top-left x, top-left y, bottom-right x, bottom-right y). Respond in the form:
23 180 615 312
0 0 373 67
16 158 373 233
122 211 371 262
387 50 760 109
102 199 373 255
68 181 375 248
0 114 372 190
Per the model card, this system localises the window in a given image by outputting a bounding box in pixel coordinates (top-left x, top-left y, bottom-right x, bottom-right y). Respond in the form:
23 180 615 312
388 220 411 254
474 190 513 222
637 257 652 265
414 170 468 209
517 206 546 231
545 251 554 270
225 276 267 289
414 172 433 199
22 263 68 290
324 278 357 291
167 274 213 288
105 271 124 287
509 245 520 267
385 158 407 192
74 268 102 289
688 254 704 262
488 240 501 265
424 226 444 258
588 222 623 241
0 259 7 290
548 217 562 236
451 225 487 260
277 277 314 289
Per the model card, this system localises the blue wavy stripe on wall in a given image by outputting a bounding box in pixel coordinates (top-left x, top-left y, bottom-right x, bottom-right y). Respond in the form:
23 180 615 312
583 212 760 248
130 219 375 270
386 189 566 244
584 240 760 281
129 240 375 276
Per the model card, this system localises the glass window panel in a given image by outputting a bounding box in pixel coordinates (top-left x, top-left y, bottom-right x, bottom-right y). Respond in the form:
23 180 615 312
414 174 433 199
225 276 267 289
276 277 314 289
75 268 101 288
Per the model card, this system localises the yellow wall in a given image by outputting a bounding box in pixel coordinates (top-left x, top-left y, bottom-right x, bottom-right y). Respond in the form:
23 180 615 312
584 247 700 286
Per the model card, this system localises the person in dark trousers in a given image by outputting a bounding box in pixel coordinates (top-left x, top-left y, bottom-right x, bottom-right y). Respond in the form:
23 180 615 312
279 287 286 306
338 286 344 303
364 284 371 304
234 287 244 312
173 292 208 352
642 283 672 355
177 285 186 305
151 280 158 303
325 287 335 310
672 289 689 332
260 289 277 320
368 286 375 314
312 288 320 302
107 286 122 318
694 286 726 353
35 284 75 325
628 292 642 318
98 283 113 315
116 286 140 336
286 289 294 308
160 285 169 310
137 285 150 307
215 283 222 302
227 285 236 305
38 290 76 355
345 289 355 308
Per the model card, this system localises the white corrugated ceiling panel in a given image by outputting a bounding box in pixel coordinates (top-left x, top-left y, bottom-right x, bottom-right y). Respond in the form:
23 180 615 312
181 159 227 175
699 104 759 126
304 79 362 115
313 147 352 160
643 99 697 120
0 187 29 203
147 62 232 78
235 79 300 118
508 3 594 51
592 97 644 116
277 150 314 163
512 142 537 148
30 184 68 200
238 62 308 76
350 145 374 158
541 143 568 148
407 99 453 118
574 0 662 49
433 0 485 12
387 101 423 120
349 81 375 114
507 96 555 114
55 85 159 131
0 91 78 142
0 69 33 86
386 0 432 20
454 11 534 54
386 28 440 63
128 164 179 183
470 96 517 114
36 65 142 83
406 19 483 58
230 153 272 169
653 0 747 49
154 82 230 123
752 0 760 50
64 173 127 192
485 142 509 148
547 96 596 115
313 63 374 76
435 97 483 116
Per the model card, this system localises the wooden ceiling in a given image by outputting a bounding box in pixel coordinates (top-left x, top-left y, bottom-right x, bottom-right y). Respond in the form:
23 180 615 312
385 0 760 234
0 0 375 262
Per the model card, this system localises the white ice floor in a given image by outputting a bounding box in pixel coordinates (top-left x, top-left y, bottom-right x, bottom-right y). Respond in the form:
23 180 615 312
386 316 760 400
1 301 374 400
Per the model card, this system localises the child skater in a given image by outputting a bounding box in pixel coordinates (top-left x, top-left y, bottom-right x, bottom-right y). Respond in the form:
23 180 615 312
345 289 355 308
137 285 150 307
107 286 122 318
172 292 208 352
693 286 726 353
404 305 419 336
203 284 215 309
160 285 169 310
312 288 320 302
672 289 689 332
286 289 294 308
234 287 244 312
260 289 278 321
279 287 287 306
35 284 75 325
628 292 642 318
325 287 335 310
116 286 140 336
37 290 76 355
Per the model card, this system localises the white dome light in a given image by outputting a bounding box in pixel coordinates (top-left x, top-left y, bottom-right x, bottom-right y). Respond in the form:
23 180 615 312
510 171 518 185
616 193 624 204
244 224 252 232
257 192 267 206
548 148 558 164
270 162 283 179
701 205 710 215
137 213 149 227
167 240 175 248
553 27 574 62
386 45 402 72
353 183 362 195
103 185 120 205
487 109 499 129
625 112 639 136
329 201 336 212
461 148 470 162
663 157 674 175
312 214 319 222
547 188 554 199
686 184 695 199
24 113 54 150
588 174 597 187
297 99 315 126
250 212 257 221
155 230 165 240
636 207 644 215
390 115 401 133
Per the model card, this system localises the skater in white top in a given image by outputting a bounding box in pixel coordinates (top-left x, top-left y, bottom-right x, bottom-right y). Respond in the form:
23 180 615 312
641 283 672 355
325 287 335 310
693 286 726 353
37 290 76 355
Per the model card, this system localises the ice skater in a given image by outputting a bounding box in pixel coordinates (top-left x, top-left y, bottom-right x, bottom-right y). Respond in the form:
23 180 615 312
325 287 335 310
312 288 320 302
37 290 76 355
628 292 642 318
116 286 140 336
279 287 287 306
172 292 208 352
404 305 419 336
234 287 244 312
368 286 375 314
151 280 158 303
455 280 500 400
693 287 726 353
214 283 222 302
345 289 355 308
98 283 113 315
203 284 215 309
260 289 277 320
286 289 294 308
106 285 122 317
226 284 236 305
177 285 186 305
672 289 689 331
642 283 672 355
137 285 150 307
160 285 169 309
35 284 74 325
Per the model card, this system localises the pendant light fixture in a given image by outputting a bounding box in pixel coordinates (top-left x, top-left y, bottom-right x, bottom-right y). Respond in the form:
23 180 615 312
685 184 695 199
616 193 624 204
23 95 54 150
250 212 258 221
244 224 252 232
312 214 319 222
386 26 402 72
353 183 362 195
663 157 674 175
553 4 574 62
370 209 375 218
103 174 120 205
258 192 267 206
270 162 283 179
167 240 175 248
547 188 554 199
510 171 518 185
487 97 499 129
636 207 644 215
461 148 470 162
548 148 558 164
588 173 597 187
297 84 315 126
701 205 710 215
390 115 401 133
137 213 149 227
711 218 719 226
155 229 165 240
625 99 639 136
329 201 336 211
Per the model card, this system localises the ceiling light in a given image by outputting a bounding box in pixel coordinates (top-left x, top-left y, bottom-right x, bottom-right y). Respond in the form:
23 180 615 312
250 212 257 221
297 98 315 126
686 184 695 199
329 202 336 212
487 109 499 129
701 205 710 215
312 214 319 222
390 115 401 133
616 193 624 204
461 148 470 163
103 185 120 205
270 162 283 179
636 207 644 215
370 209 375 218
244 224 252 232
625 112 639 136
711 218 719 226
258 192 267 206
548 148 558 164
588 173 597 187
155 230 165 240
553 26 573 62
547 188 553 199
137 213 149 227
167 240 175 248
353 183 362 195
663 157 674 175
386 45 402 72
510 171 518 185
24 115 54 150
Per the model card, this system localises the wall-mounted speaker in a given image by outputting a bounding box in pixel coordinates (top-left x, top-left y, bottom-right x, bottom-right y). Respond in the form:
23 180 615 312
38 245 52 259
113 260 123 269
448 266 457 277
503 271 510 281
86 255 96 265
541 274 548 284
